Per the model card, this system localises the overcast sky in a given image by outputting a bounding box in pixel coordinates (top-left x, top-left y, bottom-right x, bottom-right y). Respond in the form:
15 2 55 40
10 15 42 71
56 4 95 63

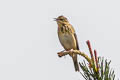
0 0 120 80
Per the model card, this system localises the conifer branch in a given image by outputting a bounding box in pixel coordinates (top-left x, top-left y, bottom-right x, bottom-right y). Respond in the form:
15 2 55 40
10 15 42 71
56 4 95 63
57 40 116 80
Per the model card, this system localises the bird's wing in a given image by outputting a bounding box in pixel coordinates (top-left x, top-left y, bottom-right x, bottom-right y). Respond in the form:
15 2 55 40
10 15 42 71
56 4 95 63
69 24 79 50
74 33 79 50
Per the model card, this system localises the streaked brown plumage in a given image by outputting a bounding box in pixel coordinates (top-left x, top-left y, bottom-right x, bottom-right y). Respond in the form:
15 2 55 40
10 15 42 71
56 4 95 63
55 15 79 71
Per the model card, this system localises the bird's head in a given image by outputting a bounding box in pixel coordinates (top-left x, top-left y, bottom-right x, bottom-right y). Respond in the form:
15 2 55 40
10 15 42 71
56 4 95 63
54 15 69 24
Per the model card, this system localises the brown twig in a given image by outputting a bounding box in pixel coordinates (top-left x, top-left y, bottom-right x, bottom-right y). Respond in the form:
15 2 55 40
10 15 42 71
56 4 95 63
57 50 92 65
86 40 97 72
86 40 94 62
94 50 99 72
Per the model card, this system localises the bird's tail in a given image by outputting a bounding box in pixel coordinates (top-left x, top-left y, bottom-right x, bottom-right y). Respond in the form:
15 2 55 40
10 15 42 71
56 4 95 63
72 54 79 72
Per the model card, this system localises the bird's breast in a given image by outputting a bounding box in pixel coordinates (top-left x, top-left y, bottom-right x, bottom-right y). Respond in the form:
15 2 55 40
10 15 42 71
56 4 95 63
58 32 76 50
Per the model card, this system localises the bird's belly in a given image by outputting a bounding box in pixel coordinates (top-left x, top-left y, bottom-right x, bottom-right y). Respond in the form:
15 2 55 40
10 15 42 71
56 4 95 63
58 34 76 50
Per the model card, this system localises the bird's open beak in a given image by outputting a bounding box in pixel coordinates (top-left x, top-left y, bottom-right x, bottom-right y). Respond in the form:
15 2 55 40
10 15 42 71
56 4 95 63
53 18 57 21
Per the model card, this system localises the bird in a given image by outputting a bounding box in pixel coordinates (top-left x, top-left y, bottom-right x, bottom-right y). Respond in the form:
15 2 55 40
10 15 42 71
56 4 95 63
54 15 80 71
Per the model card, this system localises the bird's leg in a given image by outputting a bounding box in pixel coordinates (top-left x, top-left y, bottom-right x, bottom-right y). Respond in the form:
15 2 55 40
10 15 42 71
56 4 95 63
68 49 74 57
70 49 74 51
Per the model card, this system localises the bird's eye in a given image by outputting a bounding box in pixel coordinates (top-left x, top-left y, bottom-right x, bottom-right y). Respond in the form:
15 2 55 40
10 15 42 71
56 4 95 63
59 19 64 21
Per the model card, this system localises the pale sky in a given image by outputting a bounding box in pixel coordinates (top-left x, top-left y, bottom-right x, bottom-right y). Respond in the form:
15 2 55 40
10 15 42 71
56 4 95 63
0 0 120 80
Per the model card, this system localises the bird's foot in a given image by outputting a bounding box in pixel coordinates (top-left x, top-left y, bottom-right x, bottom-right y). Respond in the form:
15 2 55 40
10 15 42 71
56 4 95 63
68 49 74 56
70 49 74 51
